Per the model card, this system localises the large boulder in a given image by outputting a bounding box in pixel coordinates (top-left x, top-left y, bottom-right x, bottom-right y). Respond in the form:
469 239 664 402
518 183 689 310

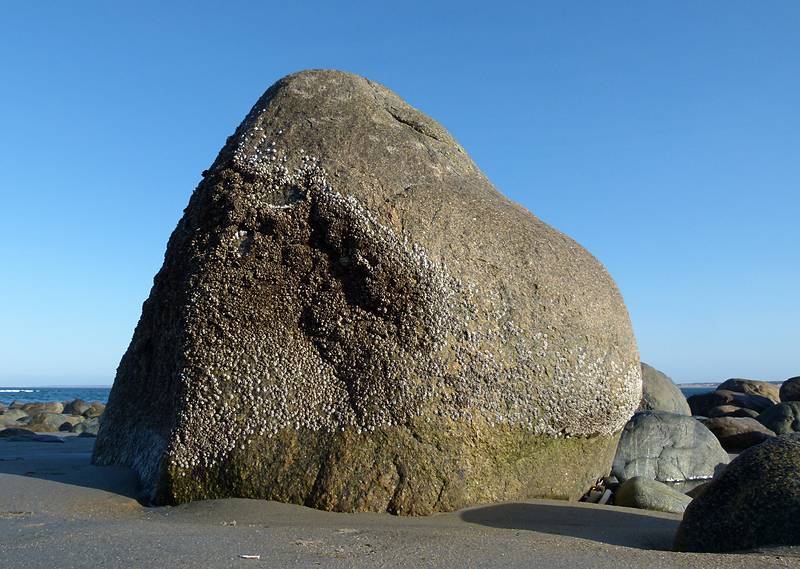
699 417 775 451
612 411 729 484
717 378 780 403
613 476 692 514
779 376 800 402
687 389 773 417
637 363 690 415
92 70 641 513
674 434 800 552
756 401 800 435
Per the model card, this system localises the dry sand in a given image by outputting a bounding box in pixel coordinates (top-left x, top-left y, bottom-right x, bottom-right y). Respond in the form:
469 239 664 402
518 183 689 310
0 436 796 568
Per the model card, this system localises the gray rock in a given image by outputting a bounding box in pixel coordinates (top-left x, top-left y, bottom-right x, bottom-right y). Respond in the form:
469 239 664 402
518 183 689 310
757 401 800 435
92 70 642 513
637 363 690 415
707 405 759 419
674 433 800 552
63 399 91 416
699 417 775 451
717 378 780 403
780 376 800 402
613 476 692 514
687 389 773 416
612 411 729 484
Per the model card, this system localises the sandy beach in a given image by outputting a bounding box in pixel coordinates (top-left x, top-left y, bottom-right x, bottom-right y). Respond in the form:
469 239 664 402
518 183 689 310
1 436 796 569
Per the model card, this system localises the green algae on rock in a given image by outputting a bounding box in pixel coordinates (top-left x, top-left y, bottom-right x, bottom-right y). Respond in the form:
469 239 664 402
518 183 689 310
92 70 641 513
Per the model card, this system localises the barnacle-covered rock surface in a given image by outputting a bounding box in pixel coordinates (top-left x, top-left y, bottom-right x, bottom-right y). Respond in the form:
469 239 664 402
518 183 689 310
93 70 641 513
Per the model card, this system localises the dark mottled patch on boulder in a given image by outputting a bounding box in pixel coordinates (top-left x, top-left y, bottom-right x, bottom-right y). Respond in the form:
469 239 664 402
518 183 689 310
92 70 641 513
675 434 800 552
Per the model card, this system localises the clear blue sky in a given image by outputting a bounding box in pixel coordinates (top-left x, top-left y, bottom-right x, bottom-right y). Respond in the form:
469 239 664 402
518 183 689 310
1 2 797 386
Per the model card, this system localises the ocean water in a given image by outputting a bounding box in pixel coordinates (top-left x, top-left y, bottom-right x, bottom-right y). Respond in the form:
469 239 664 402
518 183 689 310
0 387 111 406
679 387 715 398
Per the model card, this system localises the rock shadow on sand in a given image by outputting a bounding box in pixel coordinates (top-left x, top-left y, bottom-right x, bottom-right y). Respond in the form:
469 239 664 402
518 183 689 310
459 501 680 551
0 437 141 501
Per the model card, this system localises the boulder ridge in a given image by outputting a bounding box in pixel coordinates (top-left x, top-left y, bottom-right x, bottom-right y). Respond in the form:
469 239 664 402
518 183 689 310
93 70 641 513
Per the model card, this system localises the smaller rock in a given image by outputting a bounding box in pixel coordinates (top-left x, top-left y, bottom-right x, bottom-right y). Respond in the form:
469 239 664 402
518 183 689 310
757 401 800 435
699 417 775 451
717 379 781 403
612 411 729 484
613 477 692 514
638 363 691 415
707 405 759 419
779 376 800 402
63 399 91 416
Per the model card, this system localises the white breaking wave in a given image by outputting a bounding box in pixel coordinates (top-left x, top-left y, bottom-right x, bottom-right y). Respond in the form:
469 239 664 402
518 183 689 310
0 389 38 393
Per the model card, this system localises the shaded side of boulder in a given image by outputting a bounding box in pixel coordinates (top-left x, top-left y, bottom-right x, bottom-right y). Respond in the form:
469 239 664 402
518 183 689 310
612 411 729 484
92 70 641 513
780 376 800 402
717 378 780 403
699 417 774 451
675 434 800 552
757 401 800 435
638 363 690 415
613 476 692 514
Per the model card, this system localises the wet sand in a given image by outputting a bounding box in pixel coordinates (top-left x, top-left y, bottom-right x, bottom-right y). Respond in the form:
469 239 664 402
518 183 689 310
0 436 795 568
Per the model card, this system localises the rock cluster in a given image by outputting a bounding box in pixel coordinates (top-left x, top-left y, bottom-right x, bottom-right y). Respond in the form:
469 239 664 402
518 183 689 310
0 399 103 437
92 70 641 513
